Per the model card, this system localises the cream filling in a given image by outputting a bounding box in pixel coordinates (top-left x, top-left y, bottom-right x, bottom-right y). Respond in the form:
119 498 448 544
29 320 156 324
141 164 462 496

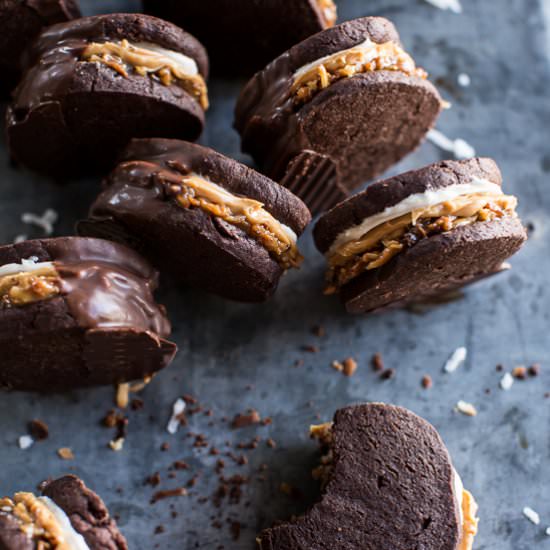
0 257 55 277
39 497 90 550
327 178 503 258
82 40 208 109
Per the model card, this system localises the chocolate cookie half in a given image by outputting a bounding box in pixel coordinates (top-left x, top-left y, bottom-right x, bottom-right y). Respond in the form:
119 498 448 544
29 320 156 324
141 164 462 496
0 475 127 550
257 403 479 550
314 158 527 313
143 0 337 74
6 13 209 178
78 138 311 303
235 16 442 214
0 0 81 97
0 237 176 391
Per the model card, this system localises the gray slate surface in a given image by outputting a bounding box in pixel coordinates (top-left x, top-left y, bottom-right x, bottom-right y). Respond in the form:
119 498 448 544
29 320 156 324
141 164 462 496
0 0 549 548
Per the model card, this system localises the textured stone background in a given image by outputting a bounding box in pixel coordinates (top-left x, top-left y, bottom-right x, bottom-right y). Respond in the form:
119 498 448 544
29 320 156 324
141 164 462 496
0 1 549 549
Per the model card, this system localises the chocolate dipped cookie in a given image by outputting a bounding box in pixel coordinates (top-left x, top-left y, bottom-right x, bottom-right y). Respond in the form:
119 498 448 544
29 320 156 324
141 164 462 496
0 475 127 550
314 158 527 313
257 403 479 550
6 13 209 178
0 237 176 391
142 0 337 74
78 138 311 303
0 0 81 97
235 17 442 214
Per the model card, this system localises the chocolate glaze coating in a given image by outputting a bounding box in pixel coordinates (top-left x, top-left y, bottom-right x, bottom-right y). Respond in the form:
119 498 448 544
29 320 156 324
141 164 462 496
0 0 81 97
257 403 463 550
313 159 527 314
41 476 127 550
0 513 33 550
78 139 311 303
0 237 176 391
6 13 209 178
234 17 441 213
142 0 334 74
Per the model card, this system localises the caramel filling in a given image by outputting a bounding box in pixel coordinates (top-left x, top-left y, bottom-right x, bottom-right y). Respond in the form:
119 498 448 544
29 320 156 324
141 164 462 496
317 0 337 26
0 493 75 549
142 162 302 269
291 38 427 106
325 193 517 293
81 40 209 109
0 266 61 307
458 490 479 550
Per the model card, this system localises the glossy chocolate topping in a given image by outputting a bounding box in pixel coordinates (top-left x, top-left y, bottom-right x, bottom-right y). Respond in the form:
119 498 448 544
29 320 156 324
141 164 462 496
0 238 170 337
10 14 206 117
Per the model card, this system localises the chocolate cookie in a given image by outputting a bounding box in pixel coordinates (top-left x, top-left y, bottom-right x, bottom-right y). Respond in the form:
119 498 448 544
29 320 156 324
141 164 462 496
235 17 442 214
313 158 527 313
142 0 337 74
6 13 209 178
0 237 176 391
78 138 311 303
0 475 127 550
257 403 479 550
0 0 81 97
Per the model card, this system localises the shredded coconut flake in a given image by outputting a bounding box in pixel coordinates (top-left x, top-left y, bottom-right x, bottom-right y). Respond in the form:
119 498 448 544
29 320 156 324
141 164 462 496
427 129 476 159
424 0 463 13
523 507 540 525
444 347 467 373
545 526 550 536
167 398 186 434
500 372 514 390
455 400 477 416
18 435 34 449
21 208 58 236
457 73 471 87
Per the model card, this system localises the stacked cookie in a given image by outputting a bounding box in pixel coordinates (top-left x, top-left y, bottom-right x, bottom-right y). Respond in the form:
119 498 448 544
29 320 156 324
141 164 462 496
0 1 529 548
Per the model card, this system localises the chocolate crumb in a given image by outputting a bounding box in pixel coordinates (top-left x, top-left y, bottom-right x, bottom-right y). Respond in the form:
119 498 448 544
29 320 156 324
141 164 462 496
528 363 541 377
372 353 384 371
231 410 261 429
151 487 188 504
230 521 241 541
102 409 119 428
311 325 325 338
154 525 165 535
131 398 144 411
28 419 49 440
266 438 277 448
421 375 433 389
146 473 161 487
496 364 504 372
160 442 170 451
172 460 189 470
381 368 395 380
302 344 319 353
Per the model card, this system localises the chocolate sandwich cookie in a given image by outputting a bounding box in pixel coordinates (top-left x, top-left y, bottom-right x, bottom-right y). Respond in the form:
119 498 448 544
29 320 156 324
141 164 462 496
143 0 337 74
6 13 209 178
313 158 527 313
258 403 479 550
78 138 311 303
0 237 176 391
0 475 127 550
0 0 81 97
235 17 442 214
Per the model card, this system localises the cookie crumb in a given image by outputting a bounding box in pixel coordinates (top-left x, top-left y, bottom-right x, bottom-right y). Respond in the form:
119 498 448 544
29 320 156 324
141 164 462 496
381 368 395 380
455 400 477 417
512 366 527 380
421 375 433 389
231 410 261 429
342 357 357 377
371 353 384 371
28 419 49 440
528 363 541 377
151 487 188 504
116 383 130 408
57 447 74 460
